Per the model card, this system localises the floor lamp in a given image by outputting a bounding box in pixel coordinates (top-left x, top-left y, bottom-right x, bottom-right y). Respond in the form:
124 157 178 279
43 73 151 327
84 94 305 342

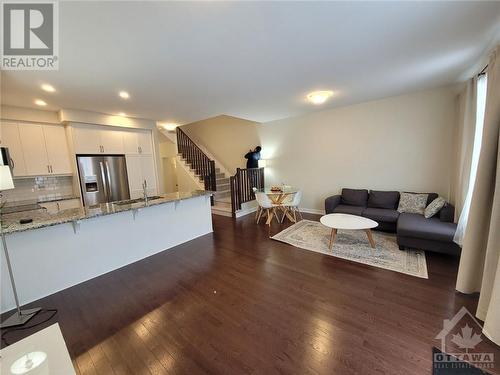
0 165 41 328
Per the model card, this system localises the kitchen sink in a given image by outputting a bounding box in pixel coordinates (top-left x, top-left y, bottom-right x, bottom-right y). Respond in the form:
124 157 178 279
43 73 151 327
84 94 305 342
113 196 162 206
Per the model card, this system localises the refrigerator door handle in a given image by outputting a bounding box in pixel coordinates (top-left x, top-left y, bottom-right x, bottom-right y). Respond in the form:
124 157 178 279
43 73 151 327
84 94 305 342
105 161 113 200
99 161 109 201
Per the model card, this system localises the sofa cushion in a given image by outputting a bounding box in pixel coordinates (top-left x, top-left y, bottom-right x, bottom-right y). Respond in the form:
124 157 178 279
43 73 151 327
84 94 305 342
362 208 400 223
397 192 428 214
341 188 368 206
333 204 364 216
397 213 457 242
368 191 400 209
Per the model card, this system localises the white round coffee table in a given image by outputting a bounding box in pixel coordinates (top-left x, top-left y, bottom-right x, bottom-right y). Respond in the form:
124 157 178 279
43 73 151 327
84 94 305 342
320 213 378 249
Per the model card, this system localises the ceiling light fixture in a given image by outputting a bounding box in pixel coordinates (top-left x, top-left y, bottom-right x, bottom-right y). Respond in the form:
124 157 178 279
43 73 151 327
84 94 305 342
118 112 127 117
119 91 130 99
307 90 333 105
41 84 55 93
160 122 178 131
34 99 47 106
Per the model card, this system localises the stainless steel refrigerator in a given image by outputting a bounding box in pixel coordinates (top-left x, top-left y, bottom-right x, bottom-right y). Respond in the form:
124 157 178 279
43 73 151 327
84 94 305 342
77 155 130 206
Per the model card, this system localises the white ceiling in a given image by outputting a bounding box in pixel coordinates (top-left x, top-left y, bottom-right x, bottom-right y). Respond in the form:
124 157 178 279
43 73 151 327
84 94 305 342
2 1 500 124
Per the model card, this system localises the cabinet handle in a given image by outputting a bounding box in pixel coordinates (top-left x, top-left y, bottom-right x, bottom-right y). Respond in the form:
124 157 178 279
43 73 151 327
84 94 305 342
139 146 142 154
9 157 15 170
47 165 50 173
138 146 140 154
50 165 53 173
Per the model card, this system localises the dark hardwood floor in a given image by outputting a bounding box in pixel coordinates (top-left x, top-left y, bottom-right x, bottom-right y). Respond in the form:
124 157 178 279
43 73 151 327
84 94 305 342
1 213 499 374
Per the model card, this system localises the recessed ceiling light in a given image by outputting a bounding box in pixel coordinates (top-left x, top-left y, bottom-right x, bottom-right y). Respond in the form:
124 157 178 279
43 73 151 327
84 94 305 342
160 122 178 131
307 90 333 105
119 91 130 99
34 99 47 106
41 84 55 92
118 112 126 117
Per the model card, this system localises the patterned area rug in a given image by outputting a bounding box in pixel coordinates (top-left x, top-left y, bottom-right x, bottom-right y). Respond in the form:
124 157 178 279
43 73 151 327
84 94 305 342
271 220 428 279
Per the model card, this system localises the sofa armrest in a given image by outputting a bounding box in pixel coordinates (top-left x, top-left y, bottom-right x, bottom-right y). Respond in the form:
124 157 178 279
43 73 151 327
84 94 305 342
439 203 455 223
325 195 341 214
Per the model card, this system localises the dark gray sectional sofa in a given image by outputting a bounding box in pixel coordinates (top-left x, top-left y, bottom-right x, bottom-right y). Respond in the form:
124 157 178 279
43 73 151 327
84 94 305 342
325 188 461 256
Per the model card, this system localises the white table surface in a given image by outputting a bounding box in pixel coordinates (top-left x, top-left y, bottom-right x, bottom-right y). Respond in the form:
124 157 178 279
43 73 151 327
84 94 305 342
320 213 378 230
0 323 75 375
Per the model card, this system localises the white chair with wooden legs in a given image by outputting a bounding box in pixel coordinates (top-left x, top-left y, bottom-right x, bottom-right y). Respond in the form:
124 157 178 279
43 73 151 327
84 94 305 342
281 190 303 223
254 192 279 225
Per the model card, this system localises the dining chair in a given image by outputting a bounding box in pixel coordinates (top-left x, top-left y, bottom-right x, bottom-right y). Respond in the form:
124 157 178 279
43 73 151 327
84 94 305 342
281 190 303 222
254 191 279 224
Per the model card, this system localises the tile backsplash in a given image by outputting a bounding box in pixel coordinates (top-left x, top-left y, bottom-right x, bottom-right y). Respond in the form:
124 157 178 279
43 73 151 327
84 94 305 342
3 176 76 203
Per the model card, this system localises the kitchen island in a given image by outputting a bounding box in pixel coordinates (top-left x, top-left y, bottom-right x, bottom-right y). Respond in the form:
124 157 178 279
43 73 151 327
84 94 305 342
0 191 213 313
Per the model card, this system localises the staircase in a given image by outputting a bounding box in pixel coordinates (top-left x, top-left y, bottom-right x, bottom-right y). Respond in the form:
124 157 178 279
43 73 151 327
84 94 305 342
212 170 233 217
176 127 234 217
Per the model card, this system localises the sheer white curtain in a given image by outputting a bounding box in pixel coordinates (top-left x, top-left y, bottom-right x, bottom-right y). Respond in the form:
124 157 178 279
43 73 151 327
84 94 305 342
453 74 487 245
456 44 500 346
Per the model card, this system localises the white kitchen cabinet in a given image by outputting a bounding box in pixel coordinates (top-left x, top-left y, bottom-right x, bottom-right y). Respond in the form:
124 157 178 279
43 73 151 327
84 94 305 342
43 125 72 174
0 122 27 176
141 155 157 193
2 122 72 177
100 129 124 154
16 124 72 176
18 124 51 175
122 130 152 155
137 131 153 155
72 126 101 154
125 155 143 194
126 154 157 198
72 126 124 154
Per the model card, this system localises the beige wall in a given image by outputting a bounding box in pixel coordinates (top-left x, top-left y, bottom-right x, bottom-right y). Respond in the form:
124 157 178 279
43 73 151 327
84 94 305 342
182 86 458 212
181 115 261 174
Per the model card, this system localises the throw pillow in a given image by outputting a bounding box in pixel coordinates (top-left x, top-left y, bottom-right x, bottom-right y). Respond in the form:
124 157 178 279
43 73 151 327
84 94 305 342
397 192 429 214
424 196 446 218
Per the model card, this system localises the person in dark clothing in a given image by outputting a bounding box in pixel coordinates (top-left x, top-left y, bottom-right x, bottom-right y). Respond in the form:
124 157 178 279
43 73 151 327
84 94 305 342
244 146 261 169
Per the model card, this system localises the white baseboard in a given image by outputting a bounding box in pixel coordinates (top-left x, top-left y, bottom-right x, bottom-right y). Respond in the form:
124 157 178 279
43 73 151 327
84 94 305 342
299 207 325 215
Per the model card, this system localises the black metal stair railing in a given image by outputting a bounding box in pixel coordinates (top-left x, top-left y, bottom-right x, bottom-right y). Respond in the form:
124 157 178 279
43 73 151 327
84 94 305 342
176 127 216 202
230 167 264 216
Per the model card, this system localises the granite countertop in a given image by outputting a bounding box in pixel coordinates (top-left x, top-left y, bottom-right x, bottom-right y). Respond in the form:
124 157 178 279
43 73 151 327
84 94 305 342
1 190 212 235
2 195 81 211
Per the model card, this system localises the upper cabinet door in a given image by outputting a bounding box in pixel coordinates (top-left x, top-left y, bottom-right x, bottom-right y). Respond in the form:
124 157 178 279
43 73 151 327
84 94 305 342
18 124 50 175
100 129 124 154
73 127 101 154
122 131 139 154
43 125 72 174
137 131 153 155
0 122 27 176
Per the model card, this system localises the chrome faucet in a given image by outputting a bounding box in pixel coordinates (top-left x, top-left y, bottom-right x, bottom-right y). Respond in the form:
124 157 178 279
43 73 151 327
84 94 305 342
142 180 148 205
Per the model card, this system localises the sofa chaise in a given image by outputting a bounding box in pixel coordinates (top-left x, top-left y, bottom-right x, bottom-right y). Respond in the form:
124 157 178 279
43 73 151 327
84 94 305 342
324 188 461 256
